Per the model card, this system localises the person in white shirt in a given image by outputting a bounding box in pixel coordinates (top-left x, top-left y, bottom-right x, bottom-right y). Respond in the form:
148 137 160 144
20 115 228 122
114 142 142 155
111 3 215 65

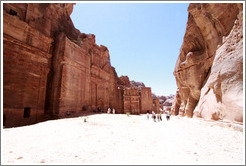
146 110 150 120
107 107 111 114
152 111 156 122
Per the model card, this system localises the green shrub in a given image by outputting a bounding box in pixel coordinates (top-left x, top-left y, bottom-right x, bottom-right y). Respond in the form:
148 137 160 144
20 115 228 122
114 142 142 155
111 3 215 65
126 112 130 117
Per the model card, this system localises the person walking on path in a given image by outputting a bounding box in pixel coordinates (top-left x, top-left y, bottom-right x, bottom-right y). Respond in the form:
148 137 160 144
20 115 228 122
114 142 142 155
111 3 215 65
157 114 160 121
152 111 156 122
147 110 150 120
166 111 171 121
107 107 111 114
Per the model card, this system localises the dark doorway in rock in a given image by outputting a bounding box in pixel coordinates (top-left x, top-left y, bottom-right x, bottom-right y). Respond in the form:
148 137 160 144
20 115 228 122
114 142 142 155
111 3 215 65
3 115 6 126
9 9 17 16
24 107 31 118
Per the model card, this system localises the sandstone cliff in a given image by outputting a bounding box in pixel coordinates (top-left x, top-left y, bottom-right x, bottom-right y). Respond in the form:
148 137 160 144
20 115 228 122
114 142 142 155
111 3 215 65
119 76 131 87
3 3 122 127
172 3 243 122
3 3 156 127
119 76 146 89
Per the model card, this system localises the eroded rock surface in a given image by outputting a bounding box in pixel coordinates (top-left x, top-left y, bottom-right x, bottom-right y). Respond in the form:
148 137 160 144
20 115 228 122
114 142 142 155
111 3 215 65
172 3 243 122
3 3 156 127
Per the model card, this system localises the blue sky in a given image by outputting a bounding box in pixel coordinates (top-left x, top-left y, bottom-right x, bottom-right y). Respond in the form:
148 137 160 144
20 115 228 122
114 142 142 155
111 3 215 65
71 2 189 96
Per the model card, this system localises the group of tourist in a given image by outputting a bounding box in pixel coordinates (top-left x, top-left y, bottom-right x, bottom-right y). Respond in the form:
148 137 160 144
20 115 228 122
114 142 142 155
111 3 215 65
146 110 171 122
94 107 116 114
107 107 116 114
96 107 170 121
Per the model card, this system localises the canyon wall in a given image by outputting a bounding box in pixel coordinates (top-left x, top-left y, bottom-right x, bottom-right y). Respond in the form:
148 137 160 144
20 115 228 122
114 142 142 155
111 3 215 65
3 3 122 127
172 3 243 122
3 3 155 127
3 4 55 127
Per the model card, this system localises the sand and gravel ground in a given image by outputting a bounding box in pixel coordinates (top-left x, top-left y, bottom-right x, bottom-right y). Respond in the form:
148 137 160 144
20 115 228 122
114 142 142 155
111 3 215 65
1 114 244 165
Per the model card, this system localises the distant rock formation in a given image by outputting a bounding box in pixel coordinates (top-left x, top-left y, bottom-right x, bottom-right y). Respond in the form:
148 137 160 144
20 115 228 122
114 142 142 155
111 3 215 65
158 94 174 105
172 3 243 122
119 76 146 89
163 98 173 107
130 80 145 89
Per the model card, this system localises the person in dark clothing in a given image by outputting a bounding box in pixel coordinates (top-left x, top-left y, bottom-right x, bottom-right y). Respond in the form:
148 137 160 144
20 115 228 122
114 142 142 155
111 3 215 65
152 111 156 122
166 111 171 121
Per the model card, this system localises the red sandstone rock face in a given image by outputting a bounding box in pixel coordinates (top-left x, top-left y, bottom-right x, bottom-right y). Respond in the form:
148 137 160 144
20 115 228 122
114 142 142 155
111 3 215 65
3 3 122 127
3 3 155 127
172 3 243 122
3 4 54 127
119 76 131 87
118 76 153 114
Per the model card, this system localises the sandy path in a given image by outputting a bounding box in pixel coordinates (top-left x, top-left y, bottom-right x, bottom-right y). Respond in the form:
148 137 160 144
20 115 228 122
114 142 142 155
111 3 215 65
1 114 244 164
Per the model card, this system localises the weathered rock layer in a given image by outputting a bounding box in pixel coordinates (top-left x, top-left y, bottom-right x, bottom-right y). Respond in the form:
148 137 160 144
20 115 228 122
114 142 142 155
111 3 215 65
3 3 157 127
172 3 243 122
